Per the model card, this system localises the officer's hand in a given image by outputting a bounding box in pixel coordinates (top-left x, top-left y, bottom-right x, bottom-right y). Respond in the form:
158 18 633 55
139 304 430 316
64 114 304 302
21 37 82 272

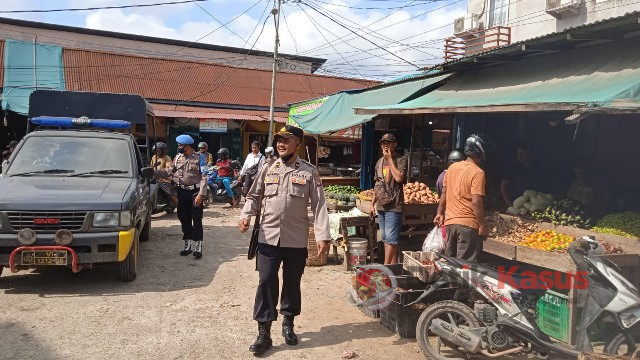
317 240 330 257
238 218 250 233
194 194 203 207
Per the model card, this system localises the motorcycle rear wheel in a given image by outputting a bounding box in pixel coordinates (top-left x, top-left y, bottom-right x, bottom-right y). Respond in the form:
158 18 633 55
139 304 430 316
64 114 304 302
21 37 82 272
604 331 640 356
416 300 481 360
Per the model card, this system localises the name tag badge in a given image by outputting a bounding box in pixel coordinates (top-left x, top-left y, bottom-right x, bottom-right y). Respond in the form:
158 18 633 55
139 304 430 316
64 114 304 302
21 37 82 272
265 176 279 184
291 177 307 185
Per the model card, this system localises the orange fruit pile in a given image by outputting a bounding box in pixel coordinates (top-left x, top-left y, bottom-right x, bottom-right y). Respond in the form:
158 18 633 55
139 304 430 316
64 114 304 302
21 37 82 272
521 230 574 252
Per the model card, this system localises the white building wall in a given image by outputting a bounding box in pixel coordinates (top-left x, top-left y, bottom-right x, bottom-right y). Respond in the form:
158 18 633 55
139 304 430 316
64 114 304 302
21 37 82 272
464 0 640 43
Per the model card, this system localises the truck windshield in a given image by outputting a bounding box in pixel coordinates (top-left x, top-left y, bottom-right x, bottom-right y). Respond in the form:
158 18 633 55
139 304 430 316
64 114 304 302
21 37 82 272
7 136 133 177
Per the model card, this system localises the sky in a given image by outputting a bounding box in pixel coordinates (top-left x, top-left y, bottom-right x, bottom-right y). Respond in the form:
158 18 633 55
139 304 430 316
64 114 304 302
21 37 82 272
1 0 466 80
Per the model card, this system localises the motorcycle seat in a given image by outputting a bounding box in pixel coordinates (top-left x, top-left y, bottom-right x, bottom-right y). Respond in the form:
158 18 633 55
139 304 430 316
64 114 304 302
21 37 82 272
443 256 549 292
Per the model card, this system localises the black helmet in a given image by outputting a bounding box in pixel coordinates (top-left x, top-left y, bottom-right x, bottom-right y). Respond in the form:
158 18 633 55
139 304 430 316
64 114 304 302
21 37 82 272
464 134 492 162
152 142 167 155
447 150 466 164
217 148 230 160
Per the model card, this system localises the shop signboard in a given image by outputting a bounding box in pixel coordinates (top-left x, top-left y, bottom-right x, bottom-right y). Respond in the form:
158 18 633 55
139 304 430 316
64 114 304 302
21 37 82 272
200 118 228 133
332 126 361 139
288 97 329 126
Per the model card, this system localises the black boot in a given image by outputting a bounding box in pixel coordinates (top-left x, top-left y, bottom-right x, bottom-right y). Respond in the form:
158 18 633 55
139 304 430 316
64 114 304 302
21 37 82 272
193 240 202 259
249 322 272 354
282 315 298 346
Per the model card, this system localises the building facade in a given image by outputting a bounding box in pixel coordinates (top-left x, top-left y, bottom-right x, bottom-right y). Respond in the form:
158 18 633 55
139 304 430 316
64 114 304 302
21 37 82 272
446 0 640 59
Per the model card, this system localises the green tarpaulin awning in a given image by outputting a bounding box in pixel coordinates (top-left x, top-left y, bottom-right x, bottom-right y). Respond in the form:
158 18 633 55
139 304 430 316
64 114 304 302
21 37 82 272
355 39 640 115
290 73 450 134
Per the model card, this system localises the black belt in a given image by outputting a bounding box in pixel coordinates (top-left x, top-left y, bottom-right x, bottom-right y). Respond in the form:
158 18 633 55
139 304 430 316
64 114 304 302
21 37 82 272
178 184 200 190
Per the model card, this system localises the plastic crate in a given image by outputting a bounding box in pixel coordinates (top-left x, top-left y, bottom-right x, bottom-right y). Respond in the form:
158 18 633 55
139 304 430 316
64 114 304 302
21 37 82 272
536 290 570 342
402 251 437 283
357 304 379 319
378 264 427 338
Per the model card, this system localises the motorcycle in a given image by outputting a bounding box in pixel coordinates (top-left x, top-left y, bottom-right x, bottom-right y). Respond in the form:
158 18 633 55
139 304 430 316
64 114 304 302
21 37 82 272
202 160 242 207
152 181 176 214
410 236 640 359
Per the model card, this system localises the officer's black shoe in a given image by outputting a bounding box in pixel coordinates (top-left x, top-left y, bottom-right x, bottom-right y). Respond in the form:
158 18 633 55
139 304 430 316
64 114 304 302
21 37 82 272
180 240 192 256
193 241 202 259
249 322 272 354
282 315 298 346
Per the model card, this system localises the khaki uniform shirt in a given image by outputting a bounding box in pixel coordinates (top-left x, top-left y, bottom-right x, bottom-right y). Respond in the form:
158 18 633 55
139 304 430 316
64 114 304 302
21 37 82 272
241 156 331 248
155 153 207 196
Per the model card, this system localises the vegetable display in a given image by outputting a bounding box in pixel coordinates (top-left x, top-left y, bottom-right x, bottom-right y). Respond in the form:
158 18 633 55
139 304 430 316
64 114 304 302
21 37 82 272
521 230 574 252
592 212 640 239
403 181 438 204
486 212 537 244
506 190 554 217
358 189 374 201
531 198 593 229
325 185 360 206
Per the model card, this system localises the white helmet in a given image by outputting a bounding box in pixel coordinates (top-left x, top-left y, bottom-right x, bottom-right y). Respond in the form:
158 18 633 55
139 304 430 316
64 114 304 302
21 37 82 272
265 147 274 155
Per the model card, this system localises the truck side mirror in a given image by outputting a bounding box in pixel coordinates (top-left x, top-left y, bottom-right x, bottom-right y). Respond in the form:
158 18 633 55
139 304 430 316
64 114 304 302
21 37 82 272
141 167 154 180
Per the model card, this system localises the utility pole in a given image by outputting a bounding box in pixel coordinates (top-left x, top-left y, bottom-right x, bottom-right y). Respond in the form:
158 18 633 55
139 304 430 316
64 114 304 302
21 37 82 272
267 0 282 147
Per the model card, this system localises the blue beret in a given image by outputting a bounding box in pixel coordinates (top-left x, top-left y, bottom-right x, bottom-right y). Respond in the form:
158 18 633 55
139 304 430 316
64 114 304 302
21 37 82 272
176 134 194 145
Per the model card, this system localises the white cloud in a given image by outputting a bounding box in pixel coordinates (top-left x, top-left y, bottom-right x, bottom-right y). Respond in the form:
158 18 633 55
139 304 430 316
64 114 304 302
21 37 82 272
81 1 465 80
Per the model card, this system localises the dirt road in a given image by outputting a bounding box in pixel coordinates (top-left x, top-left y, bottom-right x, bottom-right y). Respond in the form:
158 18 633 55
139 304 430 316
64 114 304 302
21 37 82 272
0 205 425 360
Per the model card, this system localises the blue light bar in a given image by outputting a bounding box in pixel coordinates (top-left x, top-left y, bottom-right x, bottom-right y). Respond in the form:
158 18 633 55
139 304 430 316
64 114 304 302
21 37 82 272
31 116 132 129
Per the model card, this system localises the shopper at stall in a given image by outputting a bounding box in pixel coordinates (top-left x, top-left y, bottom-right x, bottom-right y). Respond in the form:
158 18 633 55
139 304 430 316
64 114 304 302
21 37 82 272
239 141 265 196
370 133 407 265
434 134 492 261
500 143 545 208
436 150 466 198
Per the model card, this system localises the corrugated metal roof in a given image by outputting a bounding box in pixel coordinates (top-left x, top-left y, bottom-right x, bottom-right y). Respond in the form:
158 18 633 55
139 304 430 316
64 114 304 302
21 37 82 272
426 11 640 71
0 16 327 72
151 104 288 122
62 49 378 109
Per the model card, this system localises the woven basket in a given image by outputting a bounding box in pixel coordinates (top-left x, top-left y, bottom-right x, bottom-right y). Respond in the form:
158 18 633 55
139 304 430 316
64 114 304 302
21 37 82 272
306 227 328 266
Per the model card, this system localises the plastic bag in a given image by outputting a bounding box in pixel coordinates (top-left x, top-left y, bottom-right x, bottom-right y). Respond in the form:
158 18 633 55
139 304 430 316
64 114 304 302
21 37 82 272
422 226 445 253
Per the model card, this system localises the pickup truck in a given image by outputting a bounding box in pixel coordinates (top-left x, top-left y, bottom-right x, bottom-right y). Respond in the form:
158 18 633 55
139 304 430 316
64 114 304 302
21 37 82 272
0 90 157 281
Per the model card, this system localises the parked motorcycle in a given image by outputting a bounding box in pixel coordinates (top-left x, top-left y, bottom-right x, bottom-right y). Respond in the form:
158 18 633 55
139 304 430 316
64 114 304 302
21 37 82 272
202 160 242 207
411 236 639 359
152 182 176 214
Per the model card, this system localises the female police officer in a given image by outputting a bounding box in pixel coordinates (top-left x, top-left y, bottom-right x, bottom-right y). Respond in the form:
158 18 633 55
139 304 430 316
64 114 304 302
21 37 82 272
155 134 208 259
238 125 331 355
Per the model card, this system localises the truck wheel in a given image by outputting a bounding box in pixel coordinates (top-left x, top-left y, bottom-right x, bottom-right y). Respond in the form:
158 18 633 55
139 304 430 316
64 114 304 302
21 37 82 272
140 215 151 242
118 232 138 282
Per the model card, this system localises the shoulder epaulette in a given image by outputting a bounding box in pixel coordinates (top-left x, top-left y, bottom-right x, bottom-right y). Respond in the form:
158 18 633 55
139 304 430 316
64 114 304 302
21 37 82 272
300 159 315 168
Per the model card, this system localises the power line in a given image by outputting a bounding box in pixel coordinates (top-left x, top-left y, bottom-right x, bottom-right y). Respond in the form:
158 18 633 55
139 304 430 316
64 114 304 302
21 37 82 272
0 0 206 14
302 1 420 68
296 4 366 78
191 0 250 47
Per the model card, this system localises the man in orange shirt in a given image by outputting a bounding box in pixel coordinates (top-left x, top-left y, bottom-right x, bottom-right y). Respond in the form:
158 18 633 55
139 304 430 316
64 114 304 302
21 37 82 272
434 134 492 261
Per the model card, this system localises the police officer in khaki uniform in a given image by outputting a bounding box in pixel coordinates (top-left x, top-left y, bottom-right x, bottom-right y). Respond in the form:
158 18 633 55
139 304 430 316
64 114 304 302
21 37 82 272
238 125 331 355
155 134 208 259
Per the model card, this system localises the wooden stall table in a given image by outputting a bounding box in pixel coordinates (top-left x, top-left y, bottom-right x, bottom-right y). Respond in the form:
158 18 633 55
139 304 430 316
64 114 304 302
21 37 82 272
329 215 377 270
321 176 360 187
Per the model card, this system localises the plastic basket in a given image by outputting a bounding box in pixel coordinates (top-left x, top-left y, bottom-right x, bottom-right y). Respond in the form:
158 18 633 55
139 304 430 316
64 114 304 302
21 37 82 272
402 251 437 283
536 290 570 342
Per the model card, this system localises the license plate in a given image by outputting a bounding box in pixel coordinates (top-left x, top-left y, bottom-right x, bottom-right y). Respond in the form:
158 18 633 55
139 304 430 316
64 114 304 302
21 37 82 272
21 250 68 266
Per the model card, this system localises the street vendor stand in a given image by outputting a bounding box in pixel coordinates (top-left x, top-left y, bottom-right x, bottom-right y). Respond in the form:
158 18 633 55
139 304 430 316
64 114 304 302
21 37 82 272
482 214 640 345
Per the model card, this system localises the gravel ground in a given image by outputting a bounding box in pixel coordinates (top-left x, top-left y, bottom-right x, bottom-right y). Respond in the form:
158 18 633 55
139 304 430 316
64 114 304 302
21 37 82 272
0 204 426 360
